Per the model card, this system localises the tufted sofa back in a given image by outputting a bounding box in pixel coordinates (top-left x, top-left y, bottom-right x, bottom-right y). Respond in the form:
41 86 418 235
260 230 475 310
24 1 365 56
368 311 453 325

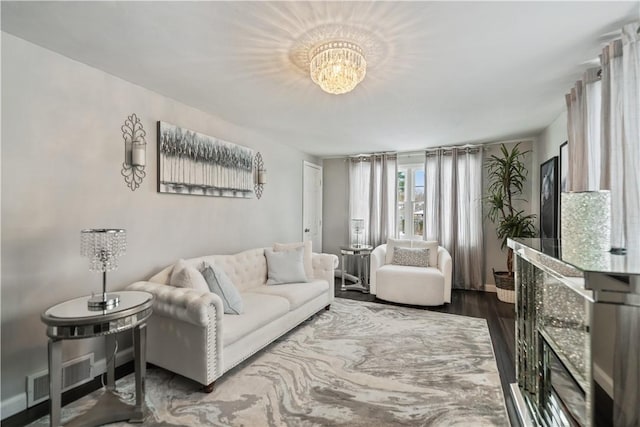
149 248 268 292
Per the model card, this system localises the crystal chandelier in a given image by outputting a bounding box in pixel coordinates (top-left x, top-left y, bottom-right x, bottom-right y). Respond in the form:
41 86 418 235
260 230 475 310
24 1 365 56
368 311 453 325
309 41 366 95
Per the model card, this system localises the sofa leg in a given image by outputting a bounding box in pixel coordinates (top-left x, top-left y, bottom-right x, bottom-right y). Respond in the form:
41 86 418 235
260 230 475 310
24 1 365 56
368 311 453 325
203 381 215 393
325 304 331 310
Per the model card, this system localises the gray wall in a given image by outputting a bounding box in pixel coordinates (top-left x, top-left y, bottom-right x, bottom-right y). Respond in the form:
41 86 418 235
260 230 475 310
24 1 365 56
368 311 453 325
483 141 534 283
322 158 349 263
1 33 318 412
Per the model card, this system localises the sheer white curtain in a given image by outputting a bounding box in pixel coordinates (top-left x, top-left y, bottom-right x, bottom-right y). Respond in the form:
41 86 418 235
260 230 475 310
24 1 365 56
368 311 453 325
565 67 601 191
614 24 640 427
424 147 484 290
599 23 640 252
348 153 397 248
600 39 626 249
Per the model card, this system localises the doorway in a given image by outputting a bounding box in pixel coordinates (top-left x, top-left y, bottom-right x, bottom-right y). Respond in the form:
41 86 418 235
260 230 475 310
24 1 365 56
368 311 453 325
303 161 323 252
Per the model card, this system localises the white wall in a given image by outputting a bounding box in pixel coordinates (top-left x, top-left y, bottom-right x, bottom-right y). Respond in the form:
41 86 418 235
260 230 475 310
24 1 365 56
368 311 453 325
0 33 318 414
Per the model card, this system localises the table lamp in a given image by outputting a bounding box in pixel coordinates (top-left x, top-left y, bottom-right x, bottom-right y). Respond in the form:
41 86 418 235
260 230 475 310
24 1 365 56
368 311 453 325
80 229 127 310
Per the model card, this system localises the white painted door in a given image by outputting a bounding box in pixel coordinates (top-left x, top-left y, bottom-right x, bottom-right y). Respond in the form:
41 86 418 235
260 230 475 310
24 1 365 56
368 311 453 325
303 161 323 252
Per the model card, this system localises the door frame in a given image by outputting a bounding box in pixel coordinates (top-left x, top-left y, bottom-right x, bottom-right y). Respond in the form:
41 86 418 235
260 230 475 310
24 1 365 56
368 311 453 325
302 161 323 251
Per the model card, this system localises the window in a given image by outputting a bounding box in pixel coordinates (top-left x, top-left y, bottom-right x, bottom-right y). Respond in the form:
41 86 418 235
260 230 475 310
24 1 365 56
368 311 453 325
397 165 424 240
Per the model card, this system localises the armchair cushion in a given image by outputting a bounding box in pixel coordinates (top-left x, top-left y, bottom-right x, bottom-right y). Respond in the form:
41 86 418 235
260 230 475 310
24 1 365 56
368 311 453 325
384 238 413 264
411 240 439 267
392 247 431 267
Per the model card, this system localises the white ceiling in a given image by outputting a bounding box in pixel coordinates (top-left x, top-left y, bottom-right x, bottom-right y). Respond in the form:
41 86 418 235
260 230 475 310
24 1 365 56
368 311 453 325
2 1 638 157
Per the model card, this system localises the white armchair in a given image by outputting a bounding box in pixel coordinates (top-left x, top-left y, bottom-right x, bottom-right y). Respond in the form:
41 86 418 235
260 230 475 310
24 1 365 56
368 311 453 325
370 243 452 306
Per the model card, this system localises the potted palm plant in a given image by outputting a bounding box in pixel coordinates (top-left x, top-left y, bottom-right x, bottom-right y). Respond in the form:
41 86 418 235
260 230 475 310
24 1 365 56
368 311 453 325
485 143 537 303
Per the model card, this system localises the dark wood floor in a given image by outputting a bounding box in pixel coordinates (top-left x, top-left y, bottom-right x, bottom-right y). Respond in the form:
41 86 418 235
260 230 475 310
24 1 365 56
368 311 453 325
335 281 520 427
5 283 519 427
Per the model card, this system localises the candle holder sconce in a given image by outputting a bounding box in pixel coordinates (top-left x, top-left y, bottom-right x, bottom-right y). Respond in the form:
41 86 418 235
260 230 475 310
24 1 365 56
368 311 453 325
254 152 266 199
121 113 147 191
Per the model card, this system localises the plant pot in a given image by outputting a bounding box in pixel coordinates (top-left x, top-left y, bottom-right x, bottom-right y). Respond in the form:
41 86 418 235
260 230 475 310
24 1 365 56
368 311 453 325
493 269 515 304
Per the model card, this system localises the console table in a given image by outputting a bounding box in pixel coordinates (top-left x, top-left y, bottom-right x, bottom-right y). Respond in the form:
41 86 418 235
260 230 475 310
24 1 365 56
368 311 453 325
41 291 153 427
508 238 639 427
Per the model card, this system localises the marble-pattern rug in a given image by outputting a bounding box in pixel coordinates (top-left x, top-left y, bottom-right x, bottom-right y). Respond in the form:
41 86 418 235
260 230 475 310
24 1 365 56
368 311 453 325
32 299 509 426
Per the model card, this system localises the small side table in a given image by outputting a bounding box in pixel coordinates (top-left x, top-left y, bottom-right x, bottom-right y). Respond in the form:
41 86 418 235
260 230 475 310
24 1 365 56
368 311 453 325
340 245 373 293
41 290 153 427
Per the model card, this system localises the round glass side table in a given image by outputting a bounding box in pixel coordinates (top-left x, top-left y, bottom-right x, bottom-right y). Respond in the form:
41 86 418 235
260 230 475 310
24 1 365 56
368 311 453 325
340 245 373 293
41 290 153 427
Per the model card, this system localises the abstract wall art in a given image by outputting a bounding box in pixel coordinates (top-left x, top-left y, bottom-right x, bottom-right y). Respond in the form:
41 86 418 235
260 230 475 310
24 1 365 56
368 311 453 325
157 122 254 198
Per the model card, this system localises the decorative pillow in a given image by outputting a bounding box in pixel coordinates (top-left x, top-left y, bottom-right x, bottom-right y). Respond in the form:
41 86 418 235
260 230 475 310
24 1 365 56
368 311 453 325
392 247 430 267
169 259 209 293
273 241 313 280
200 262 243 315
265 247 308 285
412 240 439 267
385 238 413 264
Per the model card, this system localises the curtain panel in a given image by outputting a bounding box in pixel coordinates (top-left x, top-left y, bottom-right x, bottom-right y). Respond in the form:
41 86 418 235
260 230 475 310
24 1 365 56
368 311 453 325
567 22 640 426
424 147 484 290
348 154 397 249
565 67 601 192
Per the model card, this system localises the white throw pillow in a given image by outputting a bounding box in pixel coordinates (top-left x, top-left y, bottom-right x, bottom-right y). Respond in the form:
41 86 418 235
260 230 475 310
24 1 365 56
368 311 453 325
412 240 439 267
392 247 430 267
265 247 308 285
200 262 243 315
169 259 209 293
273 241 313 280
385 238 413 264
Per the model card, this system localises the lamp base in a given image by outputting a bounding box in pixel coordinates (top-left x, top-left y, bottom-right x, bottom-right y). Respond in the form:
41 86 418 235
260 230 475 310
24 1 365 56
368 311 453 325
87 294 120 311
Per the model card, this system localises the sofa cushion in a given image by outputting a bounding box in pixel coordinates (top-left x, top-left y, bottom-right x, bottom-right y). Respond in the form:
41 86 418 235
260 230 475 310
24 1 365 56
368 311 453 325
273 241 313 280
246 280 329 310
222 293 290 346
385 238 413 264
169 259 209 293
411 240 439 267
200 263 243 315
265 247 308 285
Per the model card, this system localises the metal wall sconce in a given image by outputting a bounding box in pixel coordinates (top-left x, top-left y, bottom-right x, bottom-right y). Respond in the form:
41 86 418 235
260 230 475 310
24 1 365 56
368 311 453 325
121 113 147 191
254 152 266 199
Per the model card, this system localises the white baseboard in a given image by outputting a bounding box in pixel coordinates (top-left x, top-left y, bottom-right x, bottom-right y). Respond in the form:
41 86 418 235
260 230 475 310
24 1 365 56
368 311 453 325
485 284 497 293
593 362 614 398
1 347 133 420
1 393 27 421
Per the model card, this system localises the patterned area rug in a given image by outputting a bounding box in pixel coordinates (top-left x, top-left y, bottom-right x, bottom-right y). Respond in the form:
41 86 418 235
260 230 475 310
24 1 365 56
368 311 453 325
32 299 509 426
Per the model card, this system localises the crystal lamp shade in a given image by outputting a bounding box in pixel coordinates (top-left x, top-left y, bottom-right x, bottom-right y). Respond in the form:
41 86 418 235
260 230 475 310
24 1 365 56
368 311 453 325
80 229 127 272
310 41 366 95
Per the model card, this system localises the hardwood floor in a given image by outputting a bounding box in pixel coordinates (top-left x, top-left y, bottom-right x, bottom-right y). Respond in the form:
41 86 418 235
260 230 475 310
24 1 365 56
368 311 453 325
335 281 521 427
5 283 520 427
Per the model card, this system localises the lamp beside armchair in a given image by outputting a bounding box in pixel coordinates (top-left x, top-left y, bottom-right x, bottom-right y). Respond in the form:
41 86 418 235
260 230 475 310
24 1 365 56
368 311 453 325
370 239 452 306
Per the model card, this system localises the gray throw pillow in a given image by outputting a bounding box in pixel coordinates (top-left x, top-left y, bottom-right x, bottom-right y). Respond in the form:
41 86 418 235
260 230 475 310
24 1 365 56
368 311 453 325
265 247 308 285
200 263 243 315
391 247 430 267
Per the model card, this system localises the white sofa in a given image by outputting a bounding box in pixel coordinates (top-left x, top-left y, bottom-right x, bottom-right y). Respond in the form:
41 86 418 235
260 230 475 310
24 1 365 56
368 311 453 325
370 243 452 306
127 247 338 391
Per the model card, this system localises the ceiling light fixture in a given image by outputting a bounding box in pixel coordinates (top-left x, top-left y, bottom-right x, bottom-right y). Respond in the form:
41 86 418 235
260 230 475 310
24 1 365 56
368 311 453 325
309 41 366 95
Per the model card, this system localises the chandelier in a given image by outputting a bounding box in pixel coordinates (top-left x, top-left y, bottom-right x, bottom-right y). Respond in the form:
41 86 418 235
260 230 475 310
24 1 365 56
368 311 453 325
309 41 366 95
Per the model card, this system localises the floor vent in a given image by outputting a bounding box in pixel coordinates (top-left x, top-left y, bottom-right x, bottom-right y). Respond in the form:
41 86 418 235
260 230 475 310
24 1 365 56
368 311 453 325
27 353 94 407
